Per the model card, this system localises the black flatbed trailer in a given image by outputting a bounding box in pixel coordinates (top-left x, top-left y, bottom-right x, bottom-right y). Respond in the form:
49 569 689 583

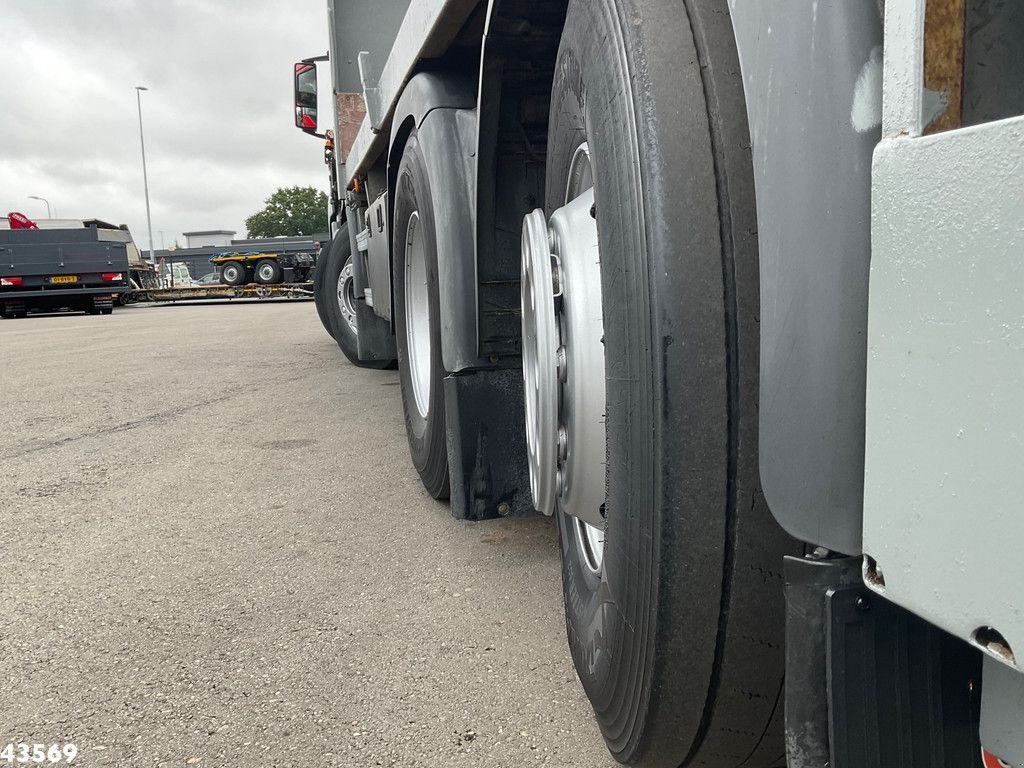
0 228 130 317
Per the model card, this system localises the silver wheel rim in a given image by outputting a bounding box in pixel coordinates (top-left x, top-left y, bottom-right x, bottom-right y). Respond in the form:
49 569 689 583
258 264 274 281
404 211 431 419
563 144 606 576
337 261 358 335
522 211 560 513
575 517 605 574
521 142 607 575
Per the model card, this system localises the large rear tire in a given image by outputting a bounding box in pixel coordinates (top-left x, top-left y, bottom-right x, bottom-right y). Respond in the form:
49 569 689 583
546 2 796 766
254 258 283 285
392 131 450 500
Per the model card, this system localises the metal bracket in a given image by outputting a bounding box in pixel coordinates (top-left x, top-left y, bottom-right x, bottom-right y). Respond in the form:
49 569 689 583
357 51 384 132
785 555 985 768
827 582 984 767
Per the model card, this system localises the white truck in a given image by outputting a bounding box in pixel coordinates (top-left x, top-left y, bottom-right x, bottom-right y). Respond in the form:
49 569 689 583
295 1 1024 765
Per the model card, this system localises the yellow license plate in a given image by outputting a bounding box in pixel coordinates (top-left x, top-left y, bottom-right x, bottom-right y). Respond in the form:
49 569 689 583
50 275 78 284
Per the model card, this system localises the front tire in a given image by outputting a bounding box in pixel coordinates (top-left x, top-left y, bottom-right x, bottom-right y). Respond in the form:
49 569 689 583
318 224 391 370
546 2 795 766
392 131 450 499
312 241 337 339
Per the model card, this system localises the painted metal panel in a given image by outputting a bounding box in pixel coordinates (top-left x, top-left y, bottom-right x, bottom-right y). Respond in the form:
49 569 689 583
730 0 882 553
864 114 1024 675
982 656 1024 764
880 0 926 138
328 0 411 94
343 0 479 182
365 193 391 320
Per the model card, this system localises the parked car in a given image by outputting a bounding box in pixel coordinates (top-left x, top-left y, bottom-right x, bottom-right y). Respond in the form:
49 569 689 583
193 272 221 286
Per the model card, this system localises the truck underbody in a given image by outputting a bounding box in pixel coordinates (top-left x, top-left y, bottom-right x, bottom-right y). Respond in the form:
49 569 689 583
295 0 1024 764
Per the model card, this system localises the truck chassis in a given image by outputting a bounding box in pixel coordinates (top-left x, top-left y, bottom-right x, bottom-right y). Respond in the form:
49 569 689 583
133 283 314 303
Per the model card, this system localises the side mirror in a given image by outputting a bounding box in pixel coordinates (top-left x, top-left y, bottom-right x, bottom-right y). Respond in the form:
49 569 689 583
294 62 319 134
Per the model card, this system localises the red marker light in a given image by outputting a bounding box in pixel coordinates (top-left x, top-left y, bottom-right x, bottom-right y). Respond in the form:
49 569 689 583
101 272 124 282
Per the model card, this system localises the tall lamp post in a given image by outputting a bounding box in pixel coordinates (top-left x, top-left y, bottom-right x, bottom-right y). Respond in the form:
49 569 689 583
135 85 161 283
28 195 52 218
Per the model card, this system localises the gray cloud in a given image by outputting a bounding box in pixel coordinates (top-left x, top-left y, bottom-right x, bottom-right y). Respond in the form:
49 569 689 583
0 0 331 248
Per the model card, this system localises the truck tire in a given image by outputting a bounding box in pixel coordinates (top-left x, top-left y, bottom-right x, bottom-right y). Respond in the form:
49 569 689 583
254 259 283 285
319 223 392 370
312 241 336 338
392 130 450 499
544 2 796 766
220 261 246 286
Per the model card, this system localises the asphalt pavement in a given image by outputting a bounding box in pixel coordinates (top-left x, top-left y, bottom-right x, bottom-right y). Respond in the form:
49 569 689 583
0 300 614 767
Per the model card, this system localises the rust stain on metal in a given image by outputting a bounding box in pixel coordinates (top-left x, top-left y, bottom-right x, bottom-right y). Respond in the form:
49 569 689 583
923 0 967 134
986 640 1017 666
335 92 367 162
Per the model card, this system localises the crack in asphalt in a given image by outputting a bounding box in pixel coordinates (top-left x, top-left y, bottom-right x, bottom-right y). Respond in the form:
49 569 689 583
1 371 313 462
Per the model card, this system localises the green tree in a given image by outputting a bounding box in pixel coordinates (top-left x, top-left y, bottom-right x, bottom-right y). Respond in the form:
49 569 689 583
245 186 329 237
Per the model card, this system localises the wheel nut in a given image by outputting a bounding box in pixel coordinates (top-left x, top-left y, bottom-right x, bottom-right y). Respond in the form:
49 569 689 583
558 426 568 461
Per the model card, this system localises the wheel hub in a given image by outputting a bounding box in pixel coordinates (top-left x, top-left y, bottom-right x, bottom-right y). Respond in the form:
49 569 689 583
337 261 358 335
521 210 560 515
521 144 606 542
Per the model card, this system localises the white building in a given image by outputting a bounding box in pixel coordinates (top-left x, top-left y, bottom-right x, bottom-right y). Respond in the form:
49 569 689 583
183 229 236 248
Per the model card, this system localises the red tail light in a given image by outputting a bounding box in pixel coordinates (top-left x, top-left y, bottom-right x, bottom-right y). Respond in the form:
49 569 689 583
101 272 124 282
0 276 23 286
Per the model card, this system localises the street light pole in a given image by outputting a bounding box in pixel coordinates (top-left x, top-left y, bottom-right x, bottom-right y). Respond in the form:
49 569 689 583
135 86 160 283
28 195 51 218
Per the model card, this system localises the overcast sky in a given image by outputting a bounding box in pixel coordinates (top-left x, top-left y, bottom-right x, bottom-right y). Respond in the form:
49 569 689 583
0 1 332 250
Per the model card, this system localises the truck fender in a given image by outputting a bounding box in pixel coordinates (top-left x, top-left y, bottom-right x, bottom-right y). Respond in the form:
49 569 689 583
388 73 482 373
727 0 883 554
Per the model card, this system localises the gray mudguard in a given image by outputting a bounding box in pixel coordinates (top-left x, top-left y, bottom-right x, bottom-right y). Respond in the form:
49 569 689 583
730 0 883 554
389 73 483 373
